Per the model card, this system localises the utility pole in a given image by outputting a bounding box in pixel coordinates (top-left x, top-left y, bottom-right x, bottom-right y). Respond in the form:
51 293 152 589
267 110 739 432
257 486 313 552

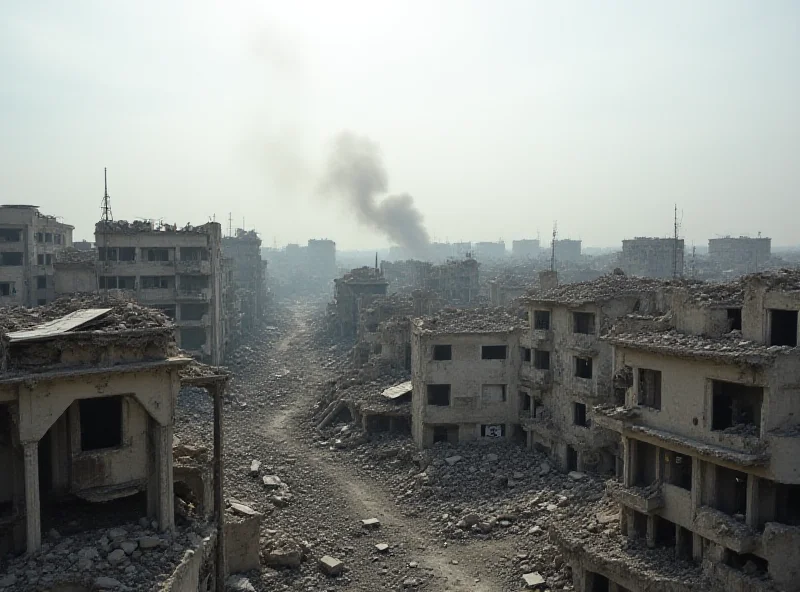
100 168 112 295
550 222 557 272
672 204 679 278
228 213 232 238
691 244 696 278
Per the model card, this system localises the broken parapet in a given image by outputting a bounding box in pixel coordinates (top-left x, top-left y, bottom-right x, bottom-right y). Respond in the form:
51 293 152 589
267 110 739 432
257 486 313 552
413 306 528 335
225 501 263 574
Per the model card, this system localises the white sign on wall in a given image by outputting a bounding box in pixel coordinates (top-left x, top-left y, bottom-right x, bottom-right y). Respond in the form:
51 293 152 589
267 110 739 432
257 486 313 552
484 425 503 438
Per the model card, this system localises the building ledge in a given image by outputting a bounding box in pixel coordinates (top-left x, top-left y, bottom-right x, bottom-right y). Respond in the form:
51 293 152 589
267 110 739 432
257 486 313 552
607 480 664 514
521 416 559 438
693 507 759 554
0 356 192 385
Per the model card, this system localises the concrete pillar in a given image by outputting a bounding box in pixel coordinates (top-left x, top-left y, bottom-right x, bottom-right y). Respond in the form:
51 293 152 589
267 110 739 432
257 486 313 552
625 508 637 539
23 441 41 554
153 423 174 533
622 436 635 487
746 473 759 529
704 462 717 507
654 446 663 482
691 457 702 516
646 515 656 548
692 533 703 563
619 506 629 535
675 525 687 559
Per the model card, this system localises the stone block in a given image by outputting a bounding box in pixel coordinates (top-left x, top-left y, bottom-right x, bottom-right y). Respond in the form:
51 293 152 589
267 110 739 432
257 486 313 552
318 555 344 576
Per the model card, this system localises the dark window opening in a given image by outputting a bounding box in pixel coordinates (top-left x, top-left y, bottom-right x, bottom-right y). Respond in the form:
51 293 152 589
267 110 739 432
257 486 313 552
35 232 44 242
677 526 694 561
727 308 742 331
118 247 136 261
726 551 768 576
655 516 676 548
433 345 452 361
37 298 46 306
180 328 207 350
573 402 588 427
404 343 411 371
117 276 135 290
0 229 22 242
54 234 62 245
98 247 118 261
180 275 209 291
155 305 176 320
533 349 550 370
520 391 531 412
179 247 208 261
573 311 596 334
45 254 52 265
181 303 207 321
99 276 118 289
44 233 52 243
37 254 45 265
480 424 506 438
566 445 579 472
711 380 762 435
770 309 798 347
521 347 531 362
79 397 123 451
635 441 658 487
666 452 692 491
0 252 23 266
589 572 609 592
716 466 748 517
482 345 507 360
575 356 593 379
776 483 800 526
426 384 451 406
533 310 550 330
0 404 11 447
141 276 171 289
638 369 662 410
36 276 46 289
432 425 458 444
633 511 648 539
146 248 170 262
0 283 12 296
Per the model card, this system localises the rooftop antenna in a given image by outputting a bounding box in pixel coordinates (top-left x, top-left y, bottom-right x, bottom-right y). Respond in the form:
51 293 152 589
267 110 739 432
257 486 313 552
550 221 557 272
691 243 696 278
672 204 682 278
100 168 112 296
228 213 233 238
375 252 378 271
101 168 112 223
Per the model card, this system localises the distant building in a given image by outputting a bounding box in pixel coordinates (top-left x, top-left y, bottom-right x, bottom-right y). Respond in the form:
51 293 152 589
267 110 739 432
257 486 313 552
306 239 337 278
475 241 506 260
222 229 267 334
553 239 582 262
709 236 771 273
512 239 541 258
0 205 74 307
621 237 684 278
329 267 389 338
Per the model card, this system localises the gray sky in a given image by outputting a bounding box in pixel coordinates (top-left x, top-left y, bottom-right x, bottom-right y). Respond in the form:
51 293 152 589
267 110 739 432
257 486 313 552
2 1 798 249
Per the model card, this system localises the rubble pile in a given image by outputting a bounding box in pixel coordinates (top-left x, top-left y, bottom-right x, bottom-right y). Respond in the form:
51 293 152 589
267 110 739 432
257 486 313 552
0 522 211 592
525 273 671 305
414 307 527 334
54 247 97 264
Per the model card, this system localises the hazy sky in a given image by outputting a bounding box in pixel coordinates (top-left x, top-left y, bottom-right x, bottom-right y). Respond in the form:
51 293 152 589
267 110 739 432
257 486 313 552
2 1 798 249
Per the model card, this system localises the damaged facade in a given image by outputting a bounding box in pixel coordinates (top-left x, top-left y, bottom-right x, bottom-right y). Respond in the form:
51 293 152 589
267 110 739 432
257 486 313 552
0 205 74 307
328 267 389 339
221 229 268 336
620 237 685 278
94 220 227 364
708 236 772 275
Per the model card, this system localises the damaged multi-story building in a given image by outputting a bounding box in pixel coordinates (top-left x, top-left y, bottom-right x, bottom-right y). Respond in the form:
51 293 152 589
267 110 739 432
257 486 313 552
0 205 74 307
328 266 389 339
511 239 541 259
94 219 227 364
222 228 268 335
620 237 684 278
381 257 480 305
708 236 772 275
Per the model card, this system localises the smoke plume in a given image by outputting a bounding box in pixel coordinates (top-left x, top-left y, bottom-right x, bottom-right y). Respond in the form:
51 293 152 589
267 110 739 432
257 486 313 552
319 132 430 255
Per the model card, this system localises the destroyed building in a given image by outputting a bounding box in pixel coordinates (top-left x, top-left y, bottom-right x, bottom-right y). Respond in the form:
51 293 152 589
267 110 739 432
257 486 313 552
53 248 98 296
562 269 800 592
222 229 268 334
708 236 772 275
411 308 528 447
381 257 479 305
0 205 74 307
328 266 389 338
94 219 228 364
621 237 684 278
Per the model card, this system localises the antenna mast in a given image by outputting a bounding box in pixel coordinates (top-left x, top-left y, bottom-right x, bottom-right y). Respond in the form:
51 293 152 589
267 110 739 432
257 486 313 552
101 168 112 223
550 221 557 272
672 204 679 278
100 168 113 295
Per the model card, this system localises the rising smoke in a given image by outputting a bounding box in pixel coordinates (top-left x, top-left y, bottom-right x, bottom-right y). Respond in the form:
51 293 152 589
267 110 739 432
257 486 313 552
319 132 430 255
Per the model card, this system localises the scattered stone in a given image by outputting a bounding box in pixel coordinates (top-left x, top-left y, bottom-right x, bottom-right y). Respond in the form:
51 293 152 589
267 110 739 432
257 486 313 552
249 459 261 476
483 453 499 462
265 541 302 568
0 575 17 588
522 572 546 589
94 576 122 589
361 517 381 529
444 455 463 466
138 536 161 550
318 555 344 576
107 548 126 565
568 471 586 481
539 462 551 475
230 502 260 516
120 541 138 555
226 575 256 592
262 475 283 489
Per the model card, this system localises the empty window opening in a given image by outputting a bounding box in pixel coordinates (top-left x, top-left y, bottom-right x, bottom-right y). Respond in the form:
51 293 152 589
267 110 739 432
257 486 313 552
726 551 768 576
141 276 171 289
521 347 532 362
573 311 596 334
711 381 762 435
44 233 52 243
37 298 46 306
666 452 692 491
99 276 118 289
533 310 551 330
533 442 550 455
575 356 593 379
520 391 531 412
45 254 52 265
634 441 658 487
146 248 170 262
54 234 62 245
655 516 676 548
427 384 451 406
0 282 13 296
533 349 550 370
727 308 742 331
432 345 452 361
481 384 507 404
481 345 507 360
677 526 694 561
481 424 506 438
432 425 458 444
573 402 588 427
589 573 610 592
180 275 209 291
404 343 411 371
36 276 46 290
180 303 208 321
118 247 136 261
769 309 798 347
154 305 176 320
98 247 118 261
181 328 207 350
37 254 45 265
633 511 648 539
79 397 122 451
0 229 21 242
566 445 579 472
638 369 662 410
180 247 208 261
35 232 44 243
716 466 748 517
117 276 135 290
0 252 23 266
775 483 800 526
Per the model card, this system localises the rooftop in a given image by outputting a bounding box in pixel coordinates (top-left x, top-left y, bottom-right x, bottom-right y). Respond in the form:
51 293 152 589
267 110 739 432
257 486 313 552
413 307 527 335
95 219 218 234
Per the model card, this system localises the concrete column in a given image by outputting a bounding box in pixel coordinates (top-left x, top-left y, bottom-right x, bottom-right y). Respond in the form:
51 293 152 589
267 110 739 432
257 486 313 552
654 447 663 482
704 462 717 507
646 515 656 548
691 457 702 516
23 441 41 554
746 473 759 529
675 525 687 559
625 508 637 539
154 423 174 533
622 437 635 487
619 506 629 535
692 533 703 563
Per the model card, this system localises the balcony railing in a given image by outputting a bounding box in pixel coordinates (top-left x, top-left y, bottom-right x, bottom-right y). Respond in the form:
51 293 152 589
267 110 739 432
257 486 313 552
176 260 211 274
606 480 664 514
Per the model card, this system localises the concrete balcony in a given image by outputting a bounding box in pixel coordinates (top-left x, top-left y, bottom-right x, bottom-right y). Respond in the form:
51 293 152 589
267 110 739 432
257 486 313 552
177 317 210 328
176 289 210 302
176 260 211 275
693 506 759 554
531 329 553 345
519 366 553 389
606 480 664 514
568 332 597 352
567 376 596 398
767 430 800 482
521 416 559 439
138 288 176 302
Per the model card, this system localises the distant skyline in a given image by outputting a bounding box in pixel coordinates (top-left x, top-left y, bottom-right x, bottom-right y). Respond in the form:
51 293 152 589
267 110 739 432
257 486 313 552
2 1 798 248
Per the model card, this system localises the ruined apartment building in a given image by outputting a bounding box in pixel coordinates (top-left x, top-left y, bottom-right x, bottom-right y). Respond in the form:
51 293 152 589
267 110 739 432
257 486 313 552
0 205 74 307
0 301 190 556
222 228 267 332
381 258 479 305
94 220 227 364
411 308 528 447
620 237 685 278
329 266 389 338
306 239 337 278
564 270 800 592
553 238 582 262
474 241 506 261
512 239 541 259
709 236 771 275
